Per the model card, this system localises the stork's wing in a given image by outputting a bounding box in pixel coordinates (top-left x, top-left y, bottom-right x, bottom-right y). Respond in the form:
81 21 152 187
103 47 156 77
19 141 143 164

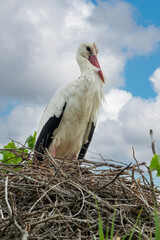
35 87 67 158
35 103 66 154
78 122 95 159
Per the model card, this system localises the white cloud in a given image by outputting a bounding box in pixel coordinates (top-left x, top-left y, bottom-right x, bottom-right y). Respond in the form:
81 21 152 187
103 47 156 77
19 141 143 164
0 0 160 105
0 104 44 146
103 88 132 121
149 67 160 95
92 91 160 164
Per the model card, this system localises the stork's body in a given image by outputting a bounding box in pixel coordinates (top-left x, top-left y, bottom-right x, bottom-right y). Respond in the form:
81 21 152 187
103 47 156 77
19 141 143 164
35 42 105 160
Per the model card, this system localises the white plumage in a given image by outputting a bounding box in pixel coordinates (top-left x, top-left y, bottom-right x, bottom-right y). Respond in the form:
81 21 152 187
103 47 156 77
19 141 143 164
35 42 105 160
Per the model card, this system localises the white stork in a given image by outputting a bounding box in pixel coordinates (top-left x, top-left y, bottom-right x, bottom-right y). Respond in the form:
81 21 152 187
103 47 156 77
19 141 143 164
35 42 105 160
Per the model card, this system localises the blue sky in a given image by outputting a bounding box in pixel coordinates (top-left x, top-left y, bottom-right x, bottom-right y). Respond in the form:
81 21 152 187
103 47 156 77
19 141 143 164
127 0 160 27
124 0 160 98
1 0 160 113
124 51 160 98
90 0 160 99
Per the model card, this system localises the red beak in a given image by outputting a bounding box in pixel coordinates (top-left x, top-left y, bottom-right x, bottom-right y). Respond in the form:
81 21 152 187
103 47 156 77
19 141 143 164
89 55 105 83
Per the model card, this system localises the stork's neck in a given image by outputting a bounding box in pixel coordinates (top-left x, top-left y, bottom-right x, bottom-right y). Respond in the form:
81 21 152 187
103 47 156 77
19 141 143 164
77 56 94 74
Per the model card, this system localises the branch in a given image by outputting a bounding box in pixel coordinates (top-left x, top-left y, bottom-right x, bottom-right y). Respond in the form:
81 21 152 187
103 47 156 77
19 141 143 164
150 129 156 155
0 167 45 186
5 176 29 240
5 176 12 217
147 166 158 209
96 162 132 192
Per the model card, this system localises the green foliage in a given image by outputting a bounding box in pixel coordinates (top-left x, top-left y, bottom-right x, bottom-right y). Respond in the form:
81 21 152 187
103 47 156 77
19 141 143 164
26 131 37 149
0 131 37 164
150 154 160 176
154 207 160 240
110 207 116 240
128 207 142 240
98 209 105 240
150 154 160 240
95 199 116 240
0 141 22 164
96 201 160 240
95 198 105 240
95 200 143 240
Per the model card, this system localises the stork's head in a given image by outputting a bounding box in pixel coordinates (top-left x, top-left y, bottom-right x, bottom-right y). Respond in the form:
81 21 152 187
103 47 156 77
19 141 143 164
76 42 105 83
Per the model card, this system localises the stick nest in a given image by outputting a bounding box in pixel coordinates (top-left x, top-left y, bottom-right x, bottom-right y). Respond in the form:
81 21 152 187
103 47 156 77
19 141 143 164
0 148 159 240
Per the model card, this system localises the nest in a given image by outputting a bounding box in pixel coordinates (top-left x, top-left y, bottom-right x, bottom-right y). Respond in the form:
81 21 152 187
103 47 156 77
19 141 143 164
0 148 160 240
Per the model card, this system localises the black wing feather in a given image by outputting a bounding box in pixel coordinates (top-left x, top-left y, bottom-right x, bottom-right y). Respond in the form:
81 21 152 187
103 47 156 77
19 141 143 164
78 122 95 159
35 103 66 157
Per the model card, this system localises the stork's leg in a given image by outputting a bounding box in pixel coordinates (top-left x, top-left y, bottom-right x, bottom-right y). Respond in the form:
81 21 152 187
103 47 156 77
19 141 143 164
72 154 77 160
49 137 59 158
53 146 56 157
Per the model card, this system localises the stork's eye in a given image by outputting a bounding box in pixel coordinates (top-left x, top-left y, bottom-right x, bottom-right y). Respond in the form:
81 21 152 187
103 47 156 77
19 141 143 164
86 46 91 52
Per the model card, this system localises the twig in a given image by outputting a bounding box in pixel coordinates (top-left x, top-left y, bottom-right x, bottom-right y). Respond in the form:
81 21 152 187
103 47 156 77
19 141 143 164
147 166 158 209
29 181 66 213
45 148 67 178
0 147 159 239
0 166 45 185
132 147 149 185
5 176 29 240
5 176 12 217
68 181 85 218
96 162 132 192
0 205 4 220
30 214 63 228
150 129 156 155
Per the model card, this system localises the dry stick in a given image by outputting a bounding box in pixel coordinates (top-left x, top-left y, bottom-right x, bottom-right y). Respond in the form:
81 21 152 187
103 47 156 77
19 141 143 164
132 147 150 185
30 214 64 228
149 129 158 209
123 215 149 239
120 181 152 212
29 181 66 213
30 180 85 217
41 188 55 207
0 148 31 155
67 181 85 218
0 162 28 167
5 177 12 217
31 215 92 229
0 148 158 238
150 129 156 155
45 148 67 178
0 205 5 220
134 180 151 212
70 180 115 212
81 158 124 169
147 166 158 209
6 137 35 152
76 229 81 240
0 166 45 186
5 176 29 240
96 162 132 192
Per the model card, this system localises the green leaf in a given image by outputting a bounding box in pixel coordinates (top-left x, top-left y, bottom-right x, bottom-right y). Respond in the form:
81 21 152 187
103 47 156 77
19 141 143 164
150 154 160 176
0 132 36 165
94 198 105 240
0 141 18 163
98 211 105 240
26 131 37 149
154 207 160 240
128 207 142 240
105 224 109 240
110 206 116 239
138 220 142 240
4 141 17 149
121 234 129 240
